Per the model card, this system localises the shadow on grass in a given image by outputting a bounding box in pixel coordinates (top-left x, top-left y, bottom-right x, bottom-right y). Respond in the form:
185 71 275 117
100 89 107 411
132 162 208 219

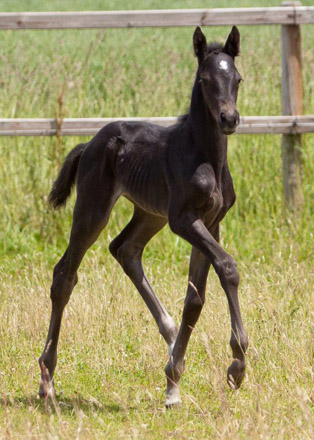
0 394 124 416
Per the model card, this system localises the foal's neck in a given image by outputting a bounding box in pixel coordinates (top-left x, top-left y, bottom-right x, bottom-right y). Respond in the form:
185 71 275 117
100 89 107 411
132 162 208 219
187 73 228 173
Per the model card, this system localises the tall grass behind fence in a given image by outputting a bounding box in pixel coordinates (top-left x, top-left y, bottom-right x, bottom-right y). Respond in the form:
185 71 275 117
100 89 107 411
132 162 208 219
0 19 313 266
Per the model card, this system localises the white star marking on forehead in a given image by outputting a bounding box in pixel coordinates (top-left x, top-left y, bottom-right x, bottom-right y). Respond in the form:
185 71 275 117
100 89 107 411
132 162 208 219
219 60 229 71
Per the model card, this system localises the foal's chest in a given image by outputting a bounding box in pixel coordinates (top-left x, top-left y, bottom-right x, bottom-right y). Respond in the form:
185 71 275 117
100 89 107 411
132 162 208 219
188 163 226 225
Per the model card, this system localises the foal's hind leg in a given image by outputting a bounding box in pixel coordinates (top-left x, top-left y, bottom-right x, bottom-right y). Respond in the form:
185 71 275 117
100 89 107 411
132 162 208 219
39 183 119 397
109 207 178 351
165 247 210 407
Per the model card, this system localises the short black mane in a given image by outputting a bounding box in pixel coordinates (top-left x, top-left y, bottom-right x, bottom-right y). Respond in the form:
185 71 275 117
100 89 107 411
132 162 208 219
207 42 224 55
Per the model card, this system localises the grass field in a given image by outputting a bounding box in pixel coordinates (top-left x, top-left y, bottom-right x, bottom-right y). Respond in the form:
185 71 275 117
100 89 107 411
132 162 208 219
0 0 314 438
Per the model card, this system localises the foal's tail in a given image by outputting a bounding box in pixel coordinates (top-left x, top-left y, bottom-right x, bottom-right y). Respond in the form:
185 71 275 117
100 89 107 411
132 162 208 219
49 143 87 209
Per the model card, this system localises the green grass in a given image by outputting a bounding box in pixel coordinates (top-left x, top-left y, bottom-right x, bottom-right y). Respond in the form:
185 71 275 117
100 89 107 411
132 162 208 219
0 1 314 438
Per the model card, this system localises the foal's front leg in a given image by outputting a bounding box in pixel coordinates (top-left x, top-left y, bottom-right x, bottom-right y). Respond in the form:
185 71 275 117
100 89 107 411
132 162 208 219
167 211 248 406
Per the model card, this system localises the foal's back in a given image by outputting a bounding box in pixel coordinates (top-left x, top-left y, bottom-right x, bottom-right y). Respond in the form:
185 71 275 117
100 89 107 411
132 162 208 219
78 120 174 217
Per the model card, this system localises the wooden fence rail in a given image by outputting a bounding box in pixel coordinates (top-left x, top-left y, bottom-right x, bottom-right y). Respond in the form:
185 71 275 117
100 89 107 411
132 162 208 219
0 116 313 137
0 7 314 29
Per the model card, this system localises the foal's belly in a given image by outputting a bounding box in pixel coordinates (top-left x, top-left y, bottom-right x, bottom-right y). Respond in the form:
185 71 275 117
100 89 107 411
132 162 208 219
122 188 169 217
116 144 169 217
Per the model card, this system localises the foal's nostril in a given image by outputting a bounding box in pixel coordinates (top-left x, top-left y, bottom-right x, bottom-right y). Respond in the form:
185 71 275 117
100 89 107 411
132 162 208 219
221 110 238 128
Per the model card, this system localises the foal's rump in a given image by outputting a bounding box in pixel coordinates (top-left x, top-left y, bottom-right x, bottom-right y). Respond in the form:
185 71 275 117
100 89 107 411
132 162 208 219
50 120 171 217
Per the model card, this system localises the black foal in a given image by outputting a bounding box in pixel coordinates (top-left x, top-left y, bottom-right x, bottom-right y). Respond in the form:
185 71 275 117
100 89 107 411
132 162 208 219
39 26 248 407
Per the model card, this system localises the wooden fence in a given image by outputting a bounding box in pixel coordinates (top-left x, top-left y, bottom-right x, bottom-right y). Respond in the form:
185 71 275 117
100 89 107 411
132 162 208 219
0 116 313 137
0 2 313 209
0 6 314 28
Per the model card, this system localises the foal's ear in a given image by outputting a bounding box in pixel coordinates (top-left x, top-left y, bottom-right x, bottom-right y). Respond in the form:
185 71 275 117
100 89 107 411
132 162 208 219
193 26 207 64
223 26 240 58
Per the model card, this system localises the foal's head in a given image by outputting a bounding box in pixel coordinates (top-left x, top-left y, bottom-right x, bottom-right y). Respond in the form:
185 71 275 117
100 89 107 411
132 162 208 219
193 26 242 135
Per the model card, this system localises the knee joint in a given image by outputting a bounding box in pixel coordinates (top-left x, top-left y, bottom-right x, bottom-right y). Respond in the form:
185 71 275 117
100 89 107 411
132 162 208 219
215 256 239 287
111 240 142 265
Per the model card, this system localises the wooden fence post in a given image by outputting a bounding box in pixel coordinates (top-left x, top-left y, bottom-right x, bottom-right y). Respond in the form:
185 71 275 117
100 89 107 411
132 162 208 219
281 1 303 212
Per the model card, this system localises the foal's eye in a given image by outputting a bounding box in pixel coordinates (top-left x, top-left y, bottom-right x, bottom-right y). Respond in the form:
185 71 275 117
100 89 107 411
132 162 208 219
200 75 210 83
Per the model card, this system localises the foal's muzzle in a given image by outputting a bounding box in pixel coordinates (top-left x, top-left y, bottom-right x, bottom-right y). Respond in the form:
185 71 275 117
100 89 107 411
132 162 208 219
220 109 239 134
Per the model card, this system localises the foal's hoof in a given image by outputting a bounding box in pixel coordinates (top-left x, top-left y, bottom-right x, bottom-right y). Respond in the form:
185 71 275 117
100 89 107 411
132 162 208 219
227 359 246 390
39 362 55 399
39 378 56 399
165 387 182 409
